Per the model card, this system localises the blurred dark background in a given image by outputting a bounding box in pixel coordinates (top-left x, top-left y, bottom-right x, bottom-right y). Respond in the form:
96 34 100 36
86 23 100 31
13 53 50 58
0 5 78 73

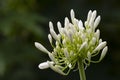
0 0 120 80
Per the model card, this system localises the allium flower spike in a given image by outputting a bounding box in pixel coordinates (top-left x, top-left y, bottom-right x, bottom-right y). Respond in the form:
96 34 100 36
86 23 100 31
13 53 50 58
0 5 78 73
35 9 108 76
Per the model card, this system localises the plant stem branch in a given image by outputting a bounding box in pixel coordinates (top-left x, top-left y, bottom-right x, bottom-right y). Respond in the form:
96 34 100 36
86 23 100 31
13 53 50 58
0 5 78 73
78 59 86 80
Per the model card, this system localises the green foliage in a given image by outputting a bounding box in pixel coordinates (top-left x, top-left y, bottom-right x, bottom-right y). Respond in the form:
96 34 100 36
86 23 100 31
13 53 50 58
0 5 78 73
0 0 47 79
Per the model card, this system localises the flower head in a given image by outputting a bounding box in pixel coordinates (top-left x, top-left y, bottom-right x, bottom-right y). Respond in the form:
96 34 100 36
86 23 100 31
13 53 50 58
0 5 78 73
35 9 108 75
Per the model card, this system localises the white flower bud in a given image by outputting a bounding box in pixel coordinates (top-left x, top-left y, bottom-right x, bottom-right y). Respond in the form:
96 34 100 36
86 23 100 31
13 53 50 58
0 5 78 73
94 16 101 29
48 34 52 44
57 21 62 34
92 10 97 20
49 21 54 30
78 20 84 31
70 9 75 24
35 42 49 54
38 61 54 69
95 29 100 40
89 10 97 27
64 17 70 28
50 29 58 41
99 46 108 61
87 10 92 22
94 41 107 52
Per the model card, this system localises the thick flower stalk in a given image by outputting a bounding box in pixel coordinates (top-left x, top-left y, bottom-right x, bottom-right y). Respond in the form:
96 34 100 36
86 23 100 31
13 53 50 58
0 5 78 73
35 9 108 80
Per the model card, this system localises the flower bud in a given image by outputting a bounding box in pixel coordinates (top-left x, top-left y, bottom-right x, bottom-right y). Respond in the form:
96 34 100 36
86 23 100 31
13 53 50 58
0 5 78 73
48 34 52 44
35 42 49 54
89 10 97 27
64 17 70 29
57 21 62 34
38 61 54 69
99 46 108 61
70 9 75 24
49 21 54 30
94 41 107 52
94 16 101 29
50 29 59 41
78 20 84 31
87 10 92 22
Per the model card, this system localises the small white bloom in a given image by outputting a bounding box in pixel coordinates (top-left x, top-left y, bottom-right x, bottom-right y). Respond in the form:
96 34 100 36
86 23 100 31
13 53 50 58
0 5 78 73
35 42 49 54
94 29 100 40
38 61 54 69
89 10 97 27
50 29 58 41
48 34 52 44
64 17 70 29
78 20 84 31
57 21 62 34
94 16 101 29
99 46 108 61
49 21 54 30
94 41 107 52
70 9 75 24
87 10 92 22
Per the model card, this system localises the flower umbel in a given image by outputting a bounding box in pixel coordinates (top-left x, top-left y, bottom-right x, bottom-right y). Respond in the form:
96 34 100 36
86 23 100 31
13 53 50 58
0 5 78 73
35 9 108 76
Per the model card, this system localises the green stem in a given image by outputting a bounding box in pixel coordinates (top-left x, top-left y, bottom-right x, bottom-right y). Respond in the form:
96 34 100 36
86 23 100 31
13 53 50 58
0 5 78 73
78 59 86 80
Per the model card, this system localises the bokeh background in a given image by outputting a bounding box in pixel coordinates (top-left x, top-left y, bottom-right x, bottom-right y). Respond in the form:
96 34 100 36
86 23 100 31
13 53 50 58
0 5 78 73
0 0 120 80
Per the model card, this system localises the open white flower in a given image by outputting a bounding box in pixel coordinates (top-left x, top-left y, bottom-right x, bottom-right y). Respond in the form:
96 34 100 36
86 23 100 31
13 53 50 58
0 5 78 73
35 9 108 75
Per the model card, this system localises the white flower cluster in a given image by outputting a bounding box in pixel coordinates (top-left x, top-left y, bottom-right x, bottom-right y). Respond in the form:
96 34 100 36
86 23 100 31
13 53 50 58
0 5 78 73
35 9 108 75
